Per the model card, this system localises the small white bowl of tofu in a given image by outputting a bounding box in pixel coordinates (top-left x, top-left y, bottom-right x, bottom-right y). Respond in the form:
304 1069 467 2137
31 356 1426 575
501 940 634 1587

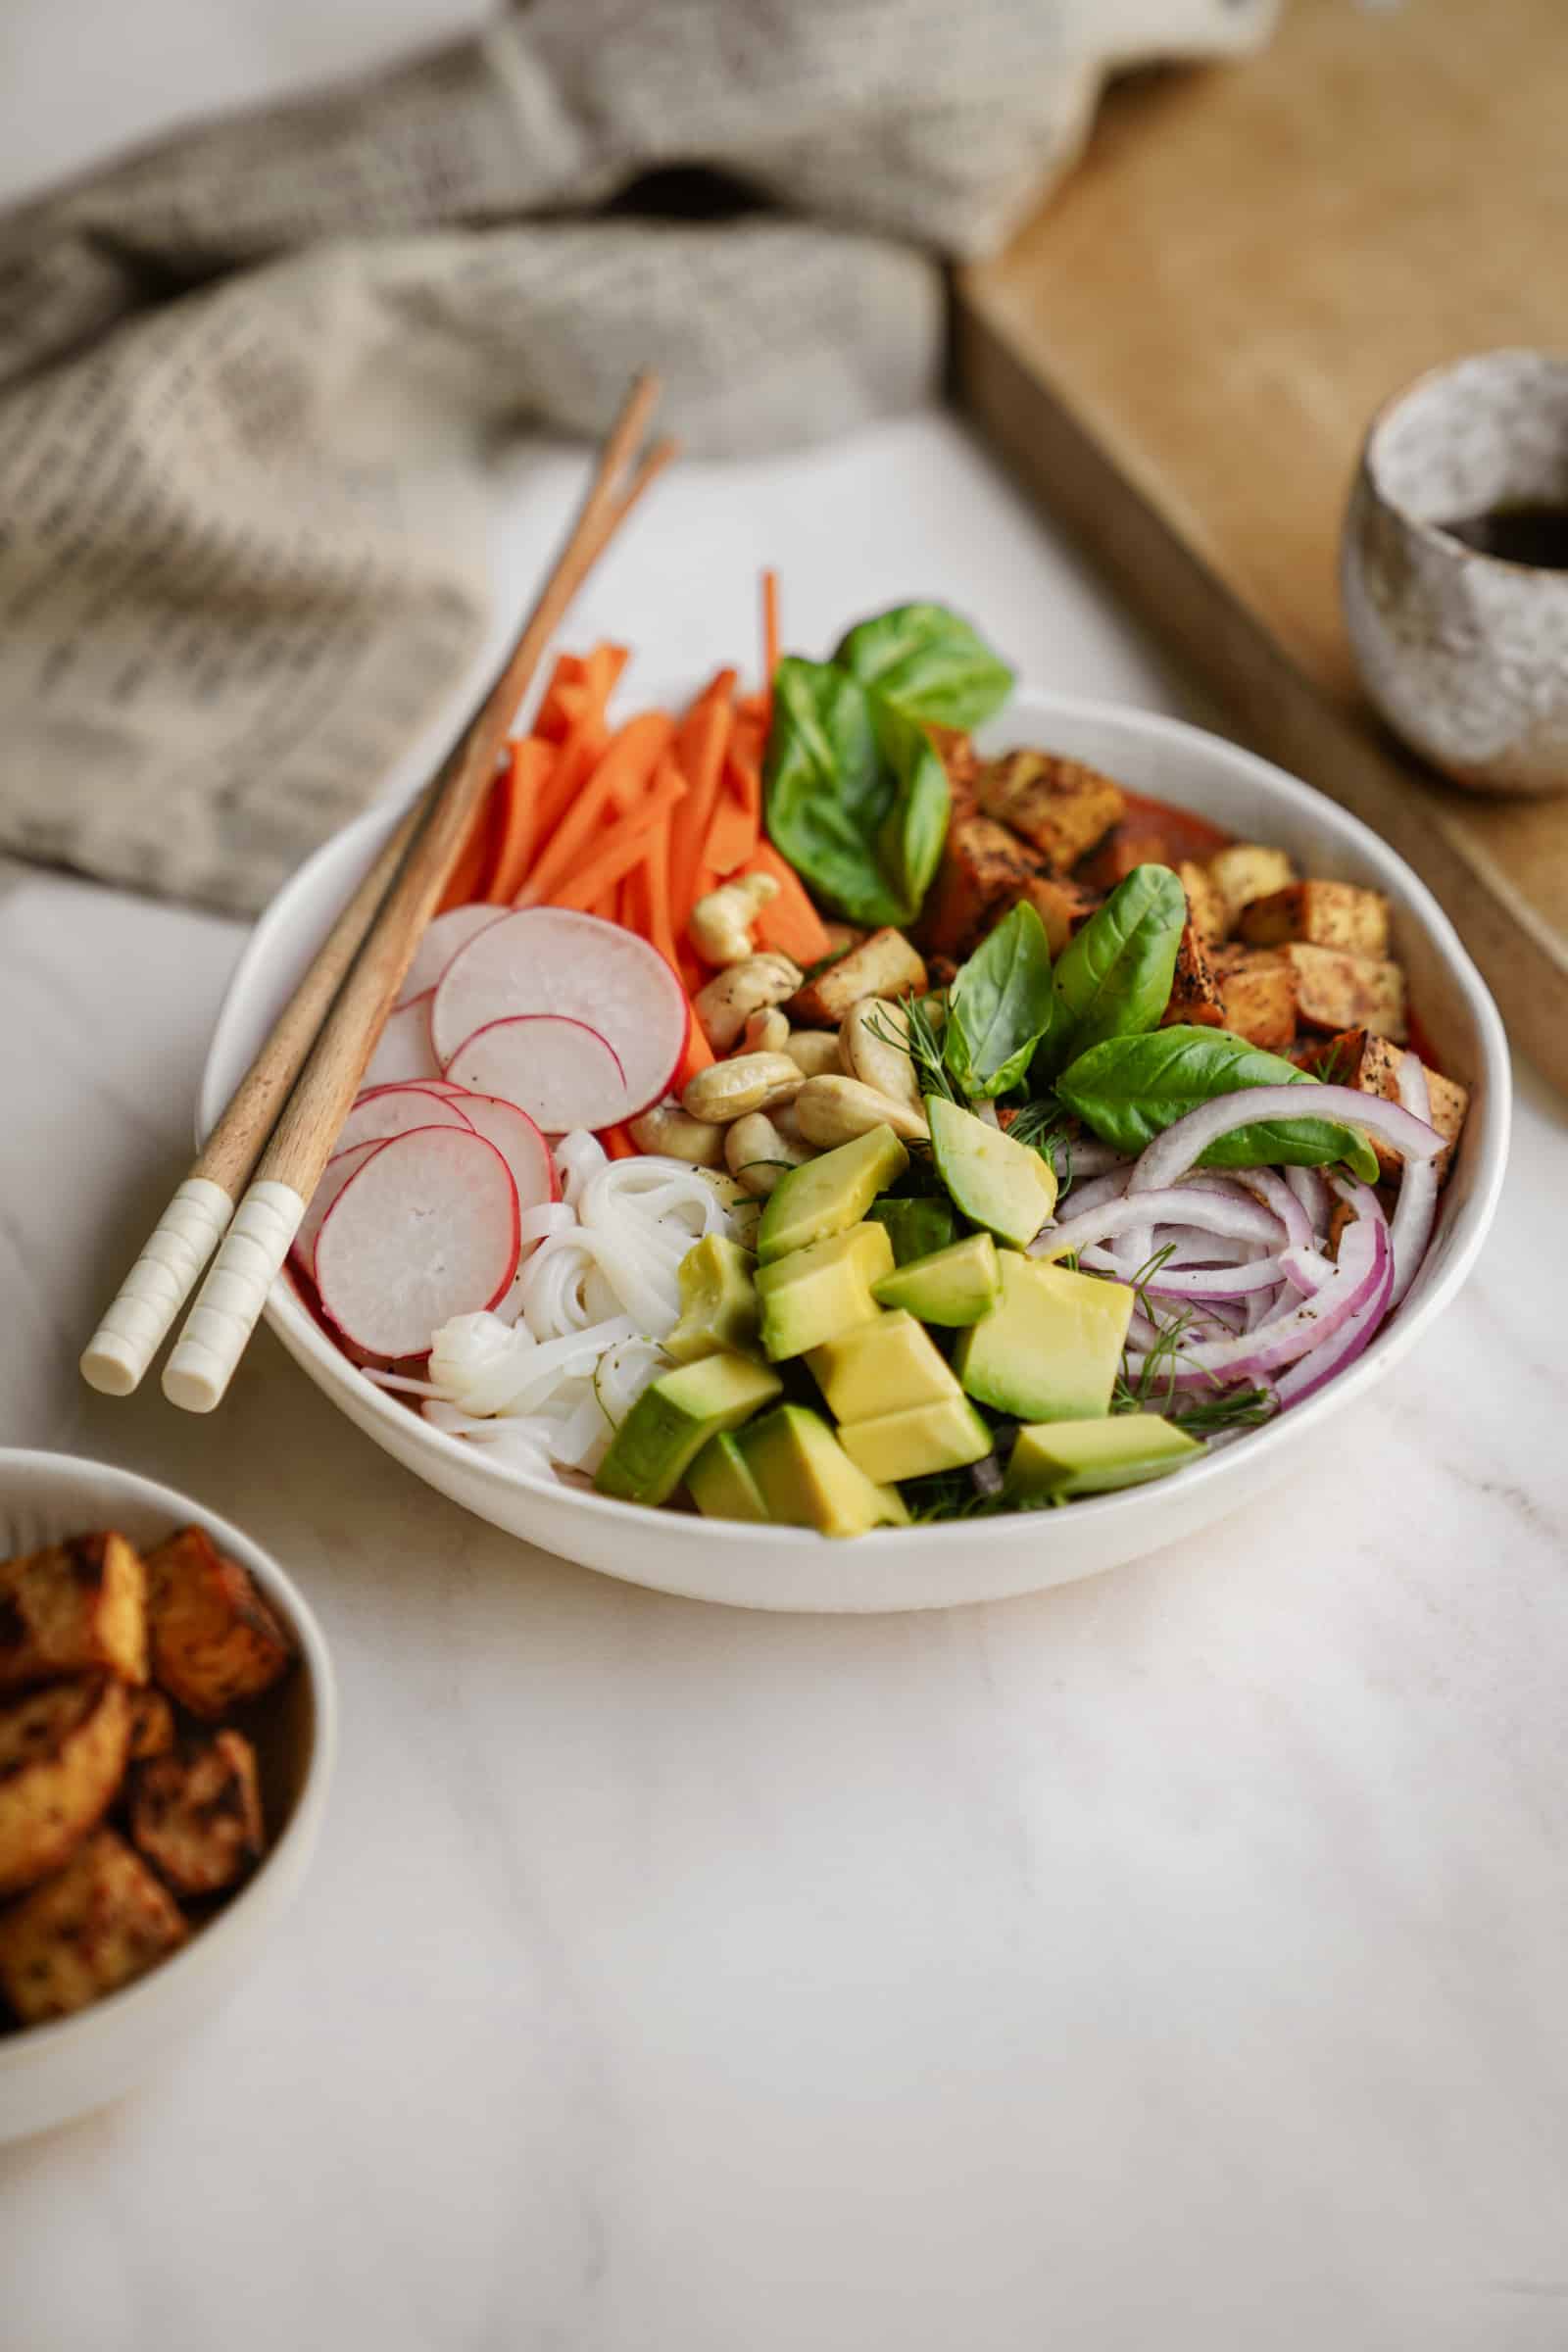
0 1449 335 2142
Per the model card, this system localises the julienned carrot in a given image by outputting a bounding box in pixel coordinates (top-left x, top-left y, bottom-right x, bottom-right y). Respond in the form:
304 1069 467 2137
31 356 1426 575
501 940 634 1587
668 670 737 924
436 794 497 913
761 569 780 710
536 642 627 741
518 710 674 907
704 706 763 876
748 840 832 964
599 1121 639 1159
487 737 554 903
549 766 688 913
674 1013 713 1085
637 790 682 975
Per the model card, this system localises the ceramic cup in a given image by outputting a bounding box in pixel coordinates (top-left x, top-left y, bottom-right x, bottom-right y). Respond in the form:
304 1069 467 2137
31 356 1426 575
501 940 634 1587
1341 349 1568 795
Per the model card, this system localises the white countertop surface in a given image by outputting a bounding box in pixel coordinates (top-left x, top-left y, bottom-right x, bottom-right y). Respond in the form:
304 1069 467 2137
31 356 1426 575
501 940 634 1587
2 412 1566 2351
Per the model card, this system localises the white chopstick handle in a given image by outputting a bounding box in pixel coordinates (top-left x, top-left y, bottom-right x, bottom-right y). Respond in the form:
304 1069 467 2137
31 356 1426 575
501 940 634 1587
161 1181 305 1414
79 1177 235 1396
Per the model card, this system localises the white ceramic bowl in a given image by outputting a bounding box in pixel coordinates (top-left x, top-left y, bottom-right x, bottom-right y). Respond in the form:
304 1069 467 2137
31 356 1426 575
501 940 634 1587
202 688 1510 1614
0 1451 335 2141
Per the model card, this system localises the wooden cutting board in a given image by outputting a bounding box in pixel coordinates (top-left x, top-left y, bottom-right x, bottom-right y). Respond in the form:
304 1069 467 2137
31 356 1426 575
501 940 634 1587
955 0 1568 1087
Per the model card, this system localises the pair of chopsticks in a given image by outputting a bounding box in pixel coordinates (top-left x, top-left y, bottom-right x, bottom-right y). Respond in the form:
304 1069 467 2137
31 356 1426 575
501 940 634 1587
81 374 675 1413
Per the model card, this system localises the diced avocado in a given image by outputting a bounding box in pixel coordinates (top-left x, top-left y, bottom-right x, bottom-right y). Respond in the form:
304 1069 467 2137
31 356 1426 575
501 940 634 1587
837 1396 993 1485
1005 1413 1200 1500
741 1405 908 1537
808 1310 959 1421
595 1353 782 1505
928 1097 1057 1249
663 1235 760 1365
755 1221 894 1360
757 1126 909 1263
953 1254 1133 1422
867 1197 957 1265
686 1431 771 1523
872 1232 1001 1327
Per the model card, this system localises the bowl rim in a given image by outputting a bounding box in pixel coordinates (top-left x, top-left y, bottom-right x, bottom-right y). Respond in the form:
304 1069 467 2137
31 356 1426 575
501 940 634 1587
201 687 1512 1571
0 1448 337 2075
1355 344 1568 576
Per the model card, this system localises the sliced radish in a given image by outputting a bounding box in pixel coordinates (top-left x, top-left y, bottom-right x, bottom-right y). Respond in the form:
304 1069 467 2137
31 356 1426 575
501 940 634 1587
444 1089 559 1209
364 992 439 1089
315 1127 520 1359
338 1085 474 1154
359 1076 467 1101
396 904 508 1009
289 1138 386 1281
446 1014 629 1133
430 907 687 1118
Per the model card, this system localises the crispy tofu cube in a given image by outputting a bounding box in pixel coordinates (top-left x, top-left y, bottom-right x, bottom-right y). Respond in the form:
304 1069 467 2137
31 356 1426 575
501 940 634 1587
0 1532 147 1693
1078 828 1170 892
127 1687 175 1763
787 929 928 1028
820 921 866 960
1161 922 1226 1027
128 1730 265 1897
1019 874 1097 957
1211 947 1299 1052
924 724 979 817
1297 1029 1469 1183
1239 880 1392 958
1177 859 1225 946
1284 944 1407 1041
0 1677 131 1895
918 813 1040 960
976 750 1125 873
1207 844 1297 932
0 1829 187 2024
145 1528 294 1722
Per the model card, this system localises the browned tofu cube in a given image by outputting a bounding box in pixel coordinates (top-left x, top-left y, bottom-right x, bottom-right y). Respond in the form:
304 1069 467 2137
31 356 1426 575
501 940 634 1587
1284 944 1407 1041
1210 948 1299 1052
128 1729 265 1897
924 724 979 817
0 1829 187 2024
0 1533 147 1693
1207 844 1297 933
1019 874 1098 957
1078 828 1170 892
788 928 928 1028
820 921 867 960
1297 1029 1469 1183
1177 859 1225 946
127 1687 175 1763
145 1528 294 1723
1239 880 1392 958
976 751 1125 873
918 813 1040 960
1161 922 1227 1028
0 1677 131 1895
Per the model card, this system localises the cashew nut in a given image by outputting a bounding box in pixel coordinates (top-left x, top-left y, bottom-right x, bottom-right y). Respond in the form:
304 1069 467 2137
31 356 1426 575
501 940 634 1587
692 953 803 1053
627 1099 727 1168
688 873 780 967
794 1073 929 1148
782 1028 844 1079
770 1098 808 1148
741 1004 791 1055
840 997 922 1113
681 1052 803 1124
725 1111 813 1198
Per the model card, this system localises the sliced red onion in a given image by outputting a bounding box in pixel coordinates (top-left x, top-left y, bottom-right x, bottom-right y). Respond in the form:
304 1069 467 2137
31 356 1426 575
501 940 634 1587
1121 1213 1386 1387
1061 1140 1131 1180
1387 1053 1439 1313
1273 1219 1395 1407
1230 1167 1313 1250
1126 1084 1443 1196
1138 1253 1298 1299
1033 1185 1284 1264
1056 1168 1132 1222
1284 1162 1332 1237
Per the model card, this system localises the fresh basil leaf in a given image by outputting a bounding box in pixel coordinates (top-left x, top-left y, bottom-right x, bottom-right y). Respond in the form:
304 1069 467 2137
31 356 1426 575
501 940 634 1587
1055 1026 1382 1180
834 603 1014 730
764 657 949 927
945 901 1055 1099
1036 863 1187 1076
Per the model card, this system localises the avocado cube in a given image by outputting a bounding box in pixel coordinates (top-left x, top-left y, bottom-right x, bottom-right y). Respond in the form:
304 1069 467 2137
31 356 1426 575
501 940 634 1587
686 1432 771 1523
741 1405 908 1538
954 1254 1133 1423
808 1310 959 1421
928 1097 1057 1249
757 1126 909 1264
1005 1413 1200 1500
664 1235 760 1365
595 1353 782 1506
872 1232 1001 1327
837 1396 993 1485
866 1197 957 1266
755 1222 894 1361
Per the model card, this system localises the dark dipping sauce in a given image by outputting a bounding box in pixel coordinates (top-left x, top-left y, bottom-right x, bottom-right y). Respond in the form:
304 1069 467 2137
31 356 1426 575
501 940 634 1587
1437 503 1568 569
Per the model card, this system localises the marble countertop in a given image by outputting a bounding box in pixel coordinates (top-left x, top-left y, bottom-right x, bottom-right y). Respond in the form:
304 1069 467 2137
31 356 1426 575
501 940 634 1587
2 413 1566 2352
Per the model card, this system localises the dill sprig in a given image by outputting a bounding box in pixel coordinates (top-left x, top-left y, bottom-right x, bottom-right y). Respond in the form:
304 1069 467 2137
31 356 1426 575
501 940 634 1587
1108 1242 1278 1437
867 992 959 1103
1004 1093 1074 1184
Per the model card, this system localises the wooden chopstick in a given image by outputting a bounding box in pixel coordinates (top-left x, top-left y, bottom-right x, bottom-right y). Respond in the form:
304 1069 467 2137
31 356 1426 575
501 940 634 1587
155 378 674 1414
